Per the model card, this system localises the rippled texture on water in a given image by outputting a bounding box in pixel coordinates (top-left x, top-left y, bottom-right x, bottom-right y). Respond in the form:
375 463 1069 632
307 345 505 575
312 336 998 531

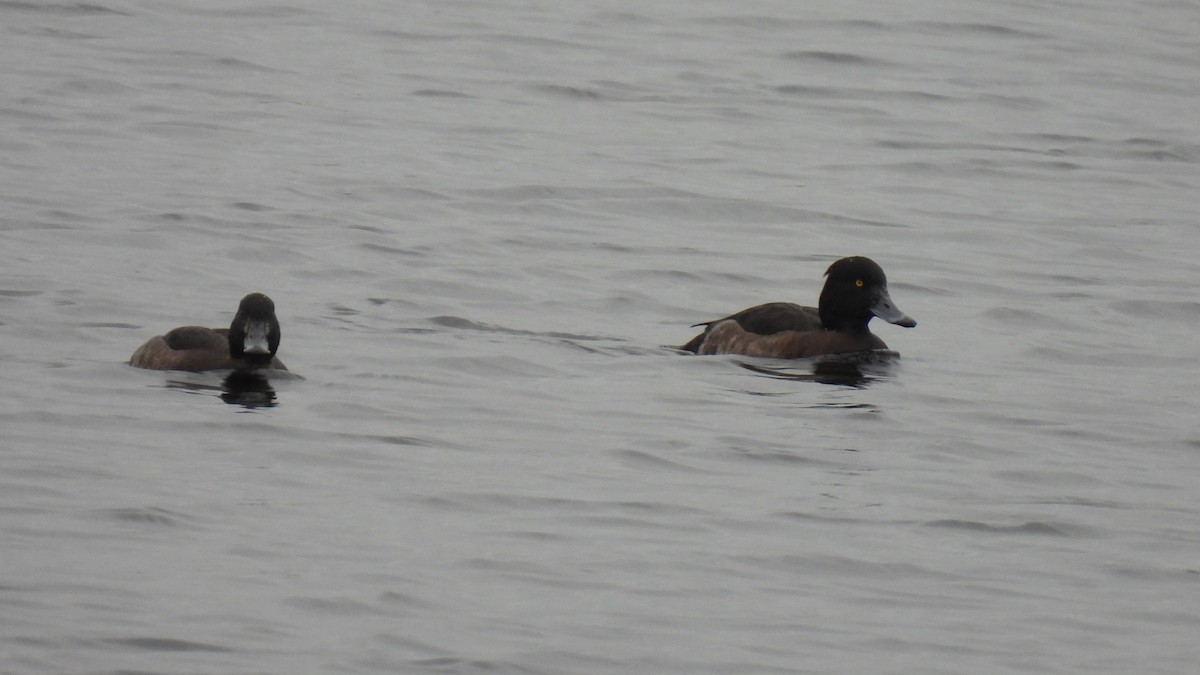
3 1 1199 673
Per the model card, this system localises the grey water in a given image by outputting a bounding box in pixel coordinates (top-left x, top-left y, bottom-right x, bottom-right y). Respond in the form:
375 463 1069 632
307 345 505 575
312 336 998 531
2 0 1199 673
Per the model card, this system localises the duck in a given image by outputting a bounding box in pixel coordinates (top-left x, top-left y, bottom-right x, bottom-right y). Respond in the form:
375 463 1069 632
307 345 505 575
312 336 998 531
130 293 287 372
679 256 915 358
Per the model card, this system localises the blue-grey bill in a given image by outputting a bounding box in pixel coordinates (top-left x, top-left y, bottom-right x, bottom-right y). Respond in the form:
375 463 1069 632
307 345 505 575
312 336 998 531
243 320 271 355
872 288 917 328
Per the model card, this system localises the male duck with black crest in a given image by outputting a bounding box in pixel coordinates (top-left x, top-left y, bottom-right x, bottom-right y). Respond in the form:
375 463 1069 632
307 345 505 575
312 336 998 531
130 293 287 372
679 256 915 358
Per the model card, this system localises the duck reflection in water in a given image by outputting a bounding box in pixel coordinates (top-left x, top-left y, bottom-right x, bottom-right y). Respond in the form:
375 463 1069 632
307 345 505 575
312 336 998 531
220 371 278 408
162 371 283 408
737 350 900 388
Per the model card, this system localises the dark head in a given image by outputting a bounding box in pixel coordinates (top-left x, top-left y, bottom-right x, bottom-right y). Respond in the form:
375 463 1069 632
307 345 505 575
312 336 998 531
818 257 916 331
228 293 281 367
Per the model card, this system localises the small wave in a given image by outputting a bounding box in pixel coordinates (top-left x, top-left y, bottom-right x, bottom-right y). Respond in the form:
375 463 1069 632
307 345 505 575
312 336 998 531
915 21 1045 39
923 519 1075 536
99 507 184 527
781 50 888 67
529 84 604 101
411 88 473 99
427 315 607 342
0 2 128 15
102 637 231 652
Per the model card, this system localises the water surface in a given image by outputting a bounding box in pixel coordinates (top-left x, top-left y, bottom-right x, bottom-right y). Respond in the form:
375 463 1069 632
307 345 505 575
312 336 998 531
2 1 1198 673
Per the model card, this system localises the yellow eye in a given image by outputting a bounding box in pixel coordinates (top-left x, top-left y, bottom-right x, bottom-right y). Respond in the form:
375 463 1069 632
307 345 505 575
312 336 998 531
855 279 864 288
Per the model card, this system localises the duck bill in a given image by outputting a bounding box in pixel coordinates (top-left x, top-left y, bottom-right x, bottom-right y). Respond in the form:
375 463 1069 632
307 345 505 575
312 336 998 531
242 319 272 355
871 288 917 327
